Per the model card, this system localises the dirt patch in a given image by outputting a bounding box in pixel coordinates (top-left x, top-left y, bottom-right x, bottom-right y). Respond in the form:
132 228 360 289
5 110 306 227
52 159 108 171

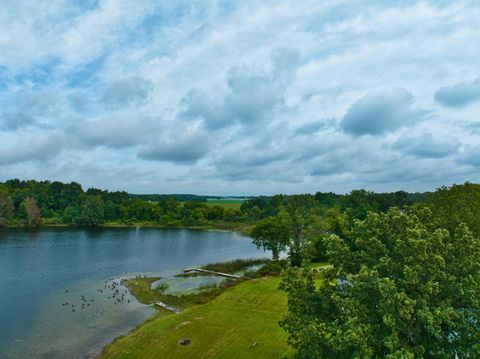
179 338 191 346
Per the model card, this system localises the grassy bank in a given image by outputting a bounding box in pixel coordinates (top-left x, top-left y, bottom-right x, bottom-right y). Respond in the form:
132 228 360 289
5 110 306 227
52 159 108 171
175 258 269 278
123 276 239 309
100 276 293 358
202 258 268 273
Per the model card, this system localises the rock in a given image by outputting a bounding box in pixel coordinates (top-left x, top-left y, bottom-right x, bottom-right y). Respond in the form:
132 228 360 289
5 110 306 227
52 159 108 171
179 338 191 346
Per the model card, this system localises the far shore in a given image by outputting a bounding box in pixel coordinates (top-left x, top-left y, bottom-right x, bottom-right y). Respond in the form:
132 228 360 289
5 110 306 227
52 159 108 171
0 221 254 236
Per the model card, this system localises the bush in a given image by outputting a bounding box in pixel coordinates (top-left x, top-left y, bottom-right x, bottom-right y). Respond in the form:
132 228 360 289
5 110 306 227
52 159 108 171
257 260 288 276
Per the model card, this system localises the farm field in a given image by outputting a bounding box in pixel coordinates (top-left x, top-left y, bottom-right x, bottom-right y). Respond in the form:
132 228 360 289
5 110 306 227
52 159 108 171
205 198 245 210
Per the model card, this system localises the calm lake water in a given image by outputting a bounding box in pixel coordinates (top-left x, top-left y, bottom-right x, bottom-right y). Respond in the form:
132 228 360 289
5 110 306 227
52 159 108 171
0 227 264 359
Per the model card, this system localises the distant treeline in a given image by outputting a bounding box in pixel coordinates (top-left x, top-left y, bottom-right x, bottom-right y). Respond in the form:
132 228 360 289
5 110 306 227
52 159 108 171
240 190 427 220
0 177 442 229
130 194 209 203
130 194 249 202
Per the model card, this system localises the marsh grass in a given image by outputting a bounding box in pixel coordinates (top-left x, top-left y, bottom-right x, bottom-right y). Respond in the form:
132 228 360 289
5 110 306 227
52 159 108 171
123 276 239 310
201 258 269 274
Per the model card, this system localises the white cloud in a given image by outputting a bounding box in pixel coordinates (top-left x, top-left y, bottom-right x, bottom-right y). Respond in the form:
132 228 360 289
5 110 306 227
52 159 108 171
0 0 479 194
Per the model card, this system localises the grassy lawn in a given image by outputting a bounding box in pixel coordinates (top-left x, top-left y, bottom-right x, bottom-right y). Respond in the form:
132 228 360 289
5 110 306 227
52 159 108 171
100 277 293 359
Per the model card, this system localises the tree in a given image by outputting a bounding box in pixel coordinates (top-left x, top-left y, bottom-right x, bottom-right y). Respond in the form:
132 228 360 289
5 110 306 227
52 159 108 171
280 207 480 358
78 195 105 226
251 216 290 260
284 195 317 266
21 197 41 227
62 205 81 224
426 182 480 237
0 189 13 226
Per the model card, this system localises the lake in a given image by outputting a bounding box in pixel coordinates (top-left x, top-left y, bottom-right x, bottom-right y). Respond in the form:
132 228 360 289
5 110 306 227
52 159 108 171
0 227 264 358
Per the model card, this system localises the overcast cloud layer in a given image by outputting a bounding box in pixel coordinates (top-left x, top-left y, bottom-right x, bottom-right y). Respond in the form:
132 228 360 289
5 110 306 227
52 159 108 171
1 0 479 195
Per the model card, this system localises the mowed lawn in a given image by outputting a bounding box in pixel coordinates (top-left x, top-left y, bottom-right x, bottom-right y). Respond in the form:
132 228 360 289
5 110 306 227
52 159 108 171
100 277 293 359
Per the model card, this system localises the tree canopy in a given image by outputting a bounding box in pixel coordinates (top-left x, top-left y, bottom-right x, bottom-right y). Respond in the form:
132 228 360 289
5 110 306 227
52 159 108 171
280 206 480 358
251 216 290 260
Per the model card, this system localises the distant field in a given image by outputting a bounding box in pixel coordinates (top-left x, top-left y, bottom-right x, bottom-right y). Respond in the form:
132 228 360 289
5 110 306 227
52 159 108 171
205 198 244 210
100 277 293 359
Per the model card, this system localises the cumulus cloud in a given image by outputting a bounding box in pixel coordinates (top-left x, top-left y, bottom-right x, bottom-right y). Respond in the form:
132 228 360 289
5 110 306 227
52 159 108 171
69 115 156 149
294 118 336 135
0 1 479 194
180 49 300 129
0 133 64 165
457 146 480 167
435 78 480 108
180 89 228 129
0 112 37 131
392 133 460 158
341 88 420 136
101 76 153 109
138 130 210 164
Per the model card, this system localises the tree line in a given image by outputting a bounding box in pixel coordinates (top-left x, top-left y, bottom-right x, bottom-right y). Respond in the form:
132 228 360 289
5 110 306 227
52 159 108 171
248 182 480 357
0 179 426 228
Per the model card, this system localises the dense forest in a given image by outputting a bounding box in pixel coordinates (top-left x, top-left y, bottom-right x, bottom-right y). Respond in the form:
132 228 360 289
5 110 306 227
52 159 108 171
0 178 425 229
249 182 480 357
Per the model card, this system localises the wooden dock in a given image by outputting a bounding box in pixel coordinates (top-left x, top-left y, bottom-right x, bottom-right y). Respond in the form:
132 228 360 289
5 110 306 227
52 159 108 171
155 301 181 314
183 268 241 279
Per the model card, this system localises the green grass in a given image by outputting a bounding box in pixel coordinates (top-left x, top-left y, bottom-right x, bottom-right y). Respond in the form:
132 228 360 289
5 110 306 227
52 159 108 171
201 258 269 274
176 258 269 278
121 277 161 304
122 276 239 309
100 277 293 359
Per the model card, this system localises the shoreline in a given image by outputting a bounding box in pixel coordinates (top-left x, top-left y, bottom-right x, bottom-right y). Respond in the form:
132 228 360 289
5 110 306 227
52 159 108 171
0 221 254 236
0 228 261 358
97 258 270 357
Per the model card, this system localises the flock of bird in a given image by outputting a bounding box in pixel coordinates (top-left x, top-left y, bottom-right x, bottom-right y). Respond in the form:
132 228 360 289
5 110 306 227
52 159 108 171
60 275 147 312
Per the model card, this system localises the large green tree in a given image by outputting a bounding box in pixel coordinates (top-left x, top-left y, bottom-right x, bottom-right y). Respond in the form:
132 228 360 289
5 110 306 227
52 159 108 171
281 207 480 358
78 195 105 226
0 189 13 226
251 216 290 260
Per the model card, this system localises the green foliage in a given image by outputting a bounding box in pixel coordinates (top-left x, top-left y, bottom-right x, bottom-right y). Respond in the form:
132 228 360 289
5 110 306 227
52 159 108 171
0 179 244 227
426 182 480 236
251 216 290 260
257 259 288 276
0 188 13 226
201 258 269 274
78 195 105 226
20 197 41 227
280 207 480 358
340 189 424 220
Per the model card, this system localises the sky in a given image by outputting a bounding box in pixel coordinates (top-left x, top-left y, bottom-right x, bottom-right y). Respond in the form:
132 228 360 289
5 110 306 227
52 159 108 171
0 0 480 195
